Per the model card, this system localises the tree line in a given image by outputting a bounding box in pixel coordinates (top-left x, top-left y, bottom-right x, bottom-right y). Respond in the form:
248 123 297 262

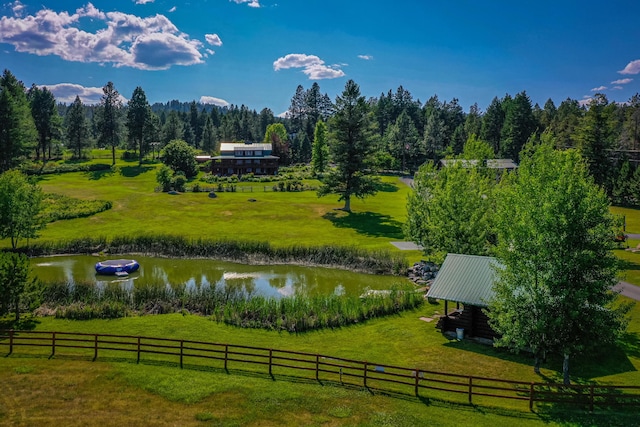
3 66 640 200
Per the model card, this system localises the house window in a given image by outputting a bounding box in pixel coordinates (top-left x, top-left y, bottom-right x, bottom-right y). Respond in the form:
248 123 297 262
237 160 243 165
255 150 263 156
256 168 261 173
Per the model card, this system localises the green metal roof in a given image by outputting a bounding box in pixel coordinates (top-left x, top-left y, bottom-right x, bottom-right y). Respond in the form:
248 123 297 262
426 254 501 307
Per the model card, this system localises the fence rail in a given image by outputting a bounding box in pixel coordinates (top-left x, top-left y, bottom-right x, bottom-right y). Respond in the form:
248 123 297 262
2 329 638 412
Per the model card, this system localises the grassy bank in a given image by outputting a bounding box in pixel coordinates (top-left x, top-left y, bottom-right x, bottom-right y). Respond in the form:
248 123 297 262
26 164 412 252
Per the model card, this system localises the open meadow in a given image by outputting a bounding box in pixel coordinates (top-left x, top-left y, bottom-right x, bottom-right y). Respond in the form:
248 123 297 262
1 159 639 426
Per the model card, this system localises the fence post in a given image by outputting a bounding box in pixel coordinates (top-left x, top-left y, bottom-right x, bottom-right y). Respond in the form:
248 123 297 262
180 340 184 369
137 337 141 363
414 369 420 397
51 332 56 357
589 384 594 413
269 349 273 376
9 330 14 354
468 377 473 404
529 383 535 411
363 362 368 389
315 355 319 381
94 334 98 360
224 344 228 371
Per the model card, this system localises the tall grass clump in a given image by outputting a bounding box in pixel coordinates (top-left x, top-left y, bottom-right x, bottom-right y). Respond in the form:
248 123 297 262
214 284 423 332
25 234 407 275
39 280 423 330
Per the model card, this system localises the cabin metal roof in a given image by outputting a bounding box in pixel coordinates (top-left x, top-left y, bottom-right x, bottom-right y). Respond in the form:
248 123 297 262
426 254 501 307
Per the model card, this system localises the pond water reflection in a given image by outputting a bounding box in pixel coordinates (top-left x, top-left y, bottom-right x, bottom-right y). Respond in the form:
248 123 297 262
31 255 408 298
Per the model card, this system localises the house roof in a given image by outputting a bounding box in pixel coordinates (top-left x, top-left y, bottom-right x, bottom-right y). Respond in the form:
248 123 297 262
211 155 279 160
439 159 517 170
426 253 501 307
220 142 272 151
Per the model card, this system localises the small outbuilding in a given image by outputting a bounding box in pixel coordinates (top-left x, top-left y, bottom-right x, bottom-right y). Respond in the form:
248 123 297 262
426 253 502 340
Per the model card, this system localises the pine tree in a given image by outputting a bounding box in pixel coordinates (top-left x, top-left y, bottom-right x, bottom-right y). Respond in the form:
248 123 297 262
0 70 36 172
65 96 89 159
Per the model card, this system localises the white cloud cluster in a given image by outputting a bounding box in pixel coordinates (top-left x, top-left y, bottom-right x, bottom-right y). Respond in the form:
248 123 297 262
273 53 345 80
0 2 210 70
591 86 607 92
41 83 128 105
358 54 373 60
200 95 229 107
134 0 155 4
619 60 640 75
612 78 633 84
205 34 222 47
231 0 261 7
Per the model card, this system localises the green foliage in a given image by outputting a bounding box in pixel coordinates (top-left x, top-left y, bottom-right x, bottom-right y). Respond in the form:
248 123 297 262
65 96 89 159
0 170 45 248
461 134 494 160
39 193 112 222
161 139 198 178
489 139 631 384
20 162 111 175
0 251 39 320
96 81 123 166
28 85 61 164
318 80 379 212
405 159 494 256
156 165 173 192
0 69 37 172
311 120 329 174
126 86 151 165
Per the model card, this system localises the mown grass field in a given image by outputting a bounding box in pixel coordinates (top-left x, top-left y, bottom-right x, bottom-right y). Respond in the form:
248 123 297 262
0 158 638 426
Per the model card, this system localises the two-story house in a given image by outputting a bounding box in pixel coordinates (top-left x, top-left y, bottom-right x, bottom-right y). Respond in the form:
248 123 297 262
211 142 279 176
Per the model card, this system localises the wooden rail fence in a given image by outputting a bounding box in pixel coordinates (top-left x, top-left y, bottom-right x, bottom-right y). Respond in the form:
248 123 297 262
1 330 638 412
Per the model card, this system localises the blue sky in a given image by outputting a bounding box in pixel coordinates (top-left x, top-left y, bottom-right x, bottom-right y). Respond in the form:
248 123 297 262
1 0 639 115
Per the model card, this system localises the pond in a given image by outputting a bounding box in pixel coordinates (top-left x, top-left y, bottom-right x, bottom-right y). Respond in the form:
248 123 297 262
31 255 409 299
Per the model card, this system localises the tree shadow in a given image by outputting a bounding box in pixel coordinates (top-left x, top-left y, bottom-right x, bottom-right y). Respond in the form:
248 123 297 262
119 165 154 178
376 181 399 193
0 316 39 331
442 333 638 380
87 168 115 180
322 211 404 239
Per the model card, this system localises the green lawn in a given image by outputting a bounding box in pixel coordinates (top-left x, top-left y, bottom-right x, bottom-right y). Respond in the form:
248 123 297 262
30 163 411 252
0 164 638 425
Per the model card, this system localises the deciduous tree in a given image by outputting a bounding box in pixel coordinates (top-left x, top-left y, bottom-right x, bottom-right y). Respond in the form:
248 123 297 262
311 120 329 174
488 139 630 384
162 139 198 178
0 170 45 249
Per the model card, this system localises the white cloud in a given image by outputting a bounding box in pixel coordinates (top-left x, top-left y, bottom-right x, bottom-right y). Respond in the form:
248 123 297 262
579 97 592 107
612 78 633 84
277 110 290 119
273 53 345 80
357 54 373 60
134 0 155 4
591 86 607 92
231 0 261 7
200 95 229 107
42 83 127 105
0 3 212 70
168 6 176 12
205 33 222 46
11 1 26 17
206 49 215 56
619 60 640 75
612 86 623 90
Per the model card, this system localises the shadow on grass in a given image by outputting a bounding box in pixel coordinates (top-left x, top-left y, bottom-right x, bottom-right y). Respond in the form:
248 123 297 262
443 333 638 381
0 316 39 331
87 168 115 180
376 181 399 193
5 349 638 424
322 211 404 239
119 165 154 177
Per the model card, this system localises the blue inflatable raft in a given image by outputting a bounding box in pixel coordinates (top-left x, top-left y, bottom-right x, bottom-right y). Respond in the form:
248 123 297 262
95 259 140 276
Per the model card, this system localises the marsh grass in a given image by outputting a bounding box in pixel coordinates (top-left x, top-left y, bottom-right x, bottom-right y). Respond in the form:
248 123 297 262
41 278 422 331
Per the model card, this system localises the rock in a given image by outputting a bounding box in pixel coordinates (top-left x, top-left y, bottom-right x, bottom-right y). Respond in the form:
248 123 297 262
208 192 217 198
